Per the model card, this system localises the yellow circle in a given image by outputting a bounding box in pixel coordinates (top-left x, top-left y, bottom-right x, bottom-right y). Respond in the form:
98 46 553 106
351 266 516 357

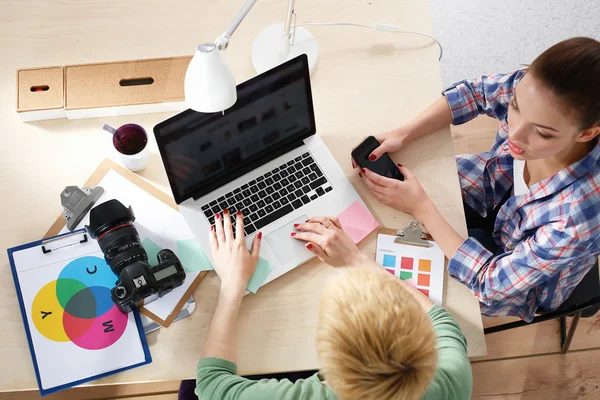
32 281 69 342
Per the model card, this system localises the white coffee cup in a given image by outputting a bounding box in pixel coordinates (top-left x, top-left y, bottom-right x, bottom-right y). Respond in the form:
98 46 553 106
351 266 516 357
103 123 150 172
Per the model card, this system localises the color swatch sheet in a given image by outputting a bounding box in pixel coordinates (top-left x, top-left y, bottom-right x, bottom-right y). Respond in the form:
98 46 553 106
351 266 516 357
375 233 445 305
8 232 150 395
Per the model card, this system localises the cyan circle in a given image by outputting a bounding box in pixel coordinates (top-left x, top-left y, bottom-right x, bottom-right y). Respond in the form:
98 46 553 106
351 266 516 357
57 256 116 290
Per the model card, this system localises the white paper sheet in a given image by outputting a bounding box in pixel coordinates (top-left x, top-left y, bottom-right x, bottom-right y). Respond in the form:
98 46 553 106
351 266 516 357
11 238 147 391
61 170 204 321
375 234 445 305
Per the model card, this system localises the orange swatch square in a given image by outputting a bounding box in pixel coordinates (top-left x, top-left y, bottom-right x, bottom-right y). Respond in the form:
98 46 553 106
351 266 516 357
418 259 431 272
418 273 430 287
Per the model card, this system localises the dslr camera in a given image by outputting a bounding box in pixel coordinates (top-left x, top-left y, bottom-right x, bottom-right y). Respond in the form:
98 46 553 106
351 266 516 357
85 199 186 313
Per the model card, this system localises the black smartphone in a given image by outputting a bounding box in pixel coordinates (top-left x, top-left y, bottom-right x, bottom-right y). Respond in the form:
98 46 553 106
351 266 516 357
351 136 404 181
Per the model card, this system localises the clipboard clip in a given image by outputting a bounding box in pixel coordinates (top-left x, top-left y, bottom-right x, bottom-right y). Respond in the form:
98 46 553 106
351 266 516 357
394 221 430 248
41 231 88 254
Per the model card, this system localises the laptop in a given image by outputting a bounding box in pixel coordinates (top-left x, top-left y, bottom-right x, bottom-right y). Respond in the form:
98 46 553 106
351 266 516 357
154 54 362 287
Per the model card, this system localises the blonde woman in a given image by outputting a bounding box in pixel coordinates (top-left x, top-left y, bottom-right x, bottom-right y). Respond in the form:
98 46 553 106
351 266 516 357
190 210 472 400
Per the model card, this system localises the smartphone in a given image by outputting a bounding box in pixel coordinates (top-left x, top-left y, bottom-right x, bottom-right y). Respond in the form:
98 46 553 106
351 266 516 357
351 136 404 181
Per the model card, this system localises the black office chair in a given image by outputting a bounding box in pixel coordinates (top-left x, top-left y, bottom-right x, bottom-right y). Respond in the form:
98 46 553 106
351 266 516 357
484 261 600 354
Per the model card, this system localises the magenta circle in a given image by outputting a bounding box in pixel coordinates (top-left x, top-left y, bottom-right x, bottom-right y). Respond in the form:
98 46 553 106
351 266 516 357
70 304 128 350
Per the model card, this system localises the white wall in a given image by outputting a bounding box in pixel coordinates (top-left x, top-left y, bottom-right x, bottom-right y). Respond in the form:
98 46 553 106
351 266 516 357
430 0 600 86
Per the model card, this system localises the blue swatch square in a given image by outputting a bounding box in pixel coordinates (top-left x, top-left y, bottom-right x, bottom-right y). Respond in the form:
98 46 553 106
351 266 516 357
383 254 396 268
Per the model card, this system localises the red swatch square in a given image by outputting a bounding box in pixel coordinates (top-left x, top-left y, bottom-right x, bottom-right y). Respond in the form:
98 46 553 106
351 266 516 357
401 257 413 270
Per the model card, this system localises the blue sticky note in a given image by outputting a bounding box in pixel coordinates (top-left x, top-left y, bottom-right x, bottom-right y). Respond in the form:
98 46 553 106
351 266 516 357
246 258 273 294
142 237 162 263
177 239 214 273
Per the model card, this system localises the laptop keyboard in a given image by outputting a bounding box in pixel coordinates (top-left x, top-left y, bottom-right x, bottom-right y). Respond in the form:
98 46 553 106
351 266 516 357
200 152 333 235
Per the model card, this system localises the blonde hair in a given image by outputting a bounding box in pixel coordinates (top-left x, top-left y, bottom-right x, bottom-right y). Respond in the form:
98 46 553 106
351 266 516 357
317 268 437 400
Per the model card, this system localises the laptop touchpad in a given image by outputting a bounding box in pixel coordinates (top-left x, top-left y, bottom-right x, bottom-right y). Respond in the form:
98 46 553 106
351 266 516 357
266 215 314 265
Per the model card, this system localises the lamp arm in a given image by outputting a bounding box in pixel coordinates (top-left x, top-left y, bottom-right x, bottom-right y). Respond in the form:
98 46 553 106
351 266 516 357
215 0 258 50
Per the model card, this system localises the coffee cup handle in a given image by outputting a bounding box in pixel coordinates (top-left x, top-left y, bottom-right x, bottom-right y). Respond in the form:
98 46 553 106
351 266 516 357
102 124 116 135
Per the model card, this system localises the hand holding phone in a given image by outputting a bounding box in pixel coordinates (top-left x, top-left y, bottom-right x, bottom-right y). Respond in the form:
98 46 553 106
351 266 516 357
351 136 404 181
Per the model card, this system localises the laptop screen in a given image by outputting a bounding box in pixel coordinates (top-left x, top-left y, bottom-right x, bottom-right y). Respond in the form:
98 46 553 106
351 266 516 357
154 55 316 204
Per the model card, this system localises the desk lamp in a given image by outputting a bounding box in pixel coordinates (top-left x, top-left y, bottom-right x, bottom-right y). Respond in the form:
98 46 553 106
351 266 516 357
184 0 318 113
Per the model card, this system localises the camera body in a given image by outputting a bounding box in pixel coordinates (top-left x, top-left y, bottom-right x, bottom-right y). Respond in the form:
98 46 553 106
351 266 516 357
85 199 186 313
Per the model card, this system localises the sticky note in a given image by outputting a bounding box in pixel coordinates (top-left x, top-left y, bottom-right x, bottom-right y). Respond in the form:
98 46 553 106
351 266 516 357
337 200 379 244
142 237 162 263
177 239 213 273
246 258 273 294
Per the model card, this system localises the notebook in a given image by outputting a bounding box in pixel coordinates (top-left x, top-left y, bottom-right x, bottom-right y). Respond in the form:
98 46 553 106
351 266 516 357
7 230 151 396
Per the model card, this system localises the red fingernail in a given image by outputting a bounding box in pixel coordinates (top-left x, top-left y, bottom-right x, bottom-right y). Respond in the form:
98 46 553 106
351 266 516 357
291 232 296 236
361 168 366 173
258 232 262 239
237 210 242 216
216 214 220 219
307 243 313 249
397 163 403 167
369 155 376 161
294 224 299 228
223 208 229 214
305 219 309 223
210 226 214 231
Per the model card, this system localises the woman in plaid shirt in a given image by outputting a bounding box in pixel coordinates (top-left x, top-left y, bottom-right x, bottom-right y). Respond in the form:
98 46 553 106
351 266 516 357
354 37 600 321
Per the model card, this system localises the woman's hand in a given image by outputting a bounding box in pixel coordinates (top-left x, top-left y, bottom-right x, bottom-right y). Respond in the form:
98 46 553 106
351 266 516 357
351 127 411 168
209 209 262 294
291 216 368 266
360 164 434 220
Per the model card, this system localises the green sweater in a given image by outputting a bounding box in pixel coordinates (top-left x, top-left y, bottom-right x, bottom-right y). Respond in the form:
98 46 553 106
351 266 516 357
196 305 472 400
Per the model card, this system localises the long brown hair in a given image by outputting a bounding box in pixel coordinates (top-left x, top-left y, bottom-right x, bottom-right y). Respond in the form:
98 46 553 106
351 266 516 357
529 37 600 131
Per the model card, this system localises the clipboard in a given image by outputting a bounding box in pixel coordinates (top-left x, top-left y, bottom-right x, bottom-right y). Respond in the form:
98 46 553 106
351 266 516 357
45 158 207 327
7 229 152 396
376 221 446 304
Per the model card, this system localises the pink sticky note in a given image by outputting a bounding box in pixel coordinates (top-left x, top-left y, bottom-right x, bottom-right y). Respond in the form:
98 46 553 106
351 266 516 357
337 200 379 244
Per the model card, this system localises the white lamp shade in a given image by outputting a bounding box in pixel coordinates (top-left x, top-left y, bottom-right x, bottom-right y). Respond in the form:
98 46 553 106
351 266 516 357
184 44 237 113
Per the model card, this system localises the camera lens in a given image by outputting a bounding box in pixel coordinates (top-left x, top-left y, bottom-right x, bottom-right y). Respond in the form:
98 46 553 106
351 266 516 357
85 199 148 275
115 286 128 299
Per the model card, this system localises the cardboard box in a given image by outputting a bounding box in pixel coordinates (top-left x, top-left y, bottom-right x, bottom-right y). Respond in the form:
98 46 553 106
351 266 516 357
16 67 65 122
64 56 191 119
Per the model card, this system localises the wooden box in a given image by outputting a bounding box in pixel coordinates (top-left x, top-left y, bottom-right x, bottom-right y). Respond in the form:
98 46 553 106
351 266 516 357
16 67 65 122
64 56 192 119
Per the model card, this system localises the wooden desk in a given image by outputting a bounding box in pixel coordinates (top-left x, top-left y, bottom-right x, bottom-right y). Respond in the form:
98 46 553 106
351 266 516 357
0 0 486 392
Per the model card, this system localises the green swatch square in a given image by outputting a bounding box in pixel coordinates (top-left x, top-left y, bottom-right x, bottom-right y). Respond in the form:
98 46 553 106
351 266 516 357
176 239 214 273
142 237 162 264
400 271 413 281
246 258 273 294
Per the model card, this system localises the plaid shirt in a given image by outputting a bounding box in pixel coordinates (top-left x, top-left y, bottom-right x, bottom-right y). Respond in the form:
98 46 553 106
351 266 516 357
444 70 600 321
